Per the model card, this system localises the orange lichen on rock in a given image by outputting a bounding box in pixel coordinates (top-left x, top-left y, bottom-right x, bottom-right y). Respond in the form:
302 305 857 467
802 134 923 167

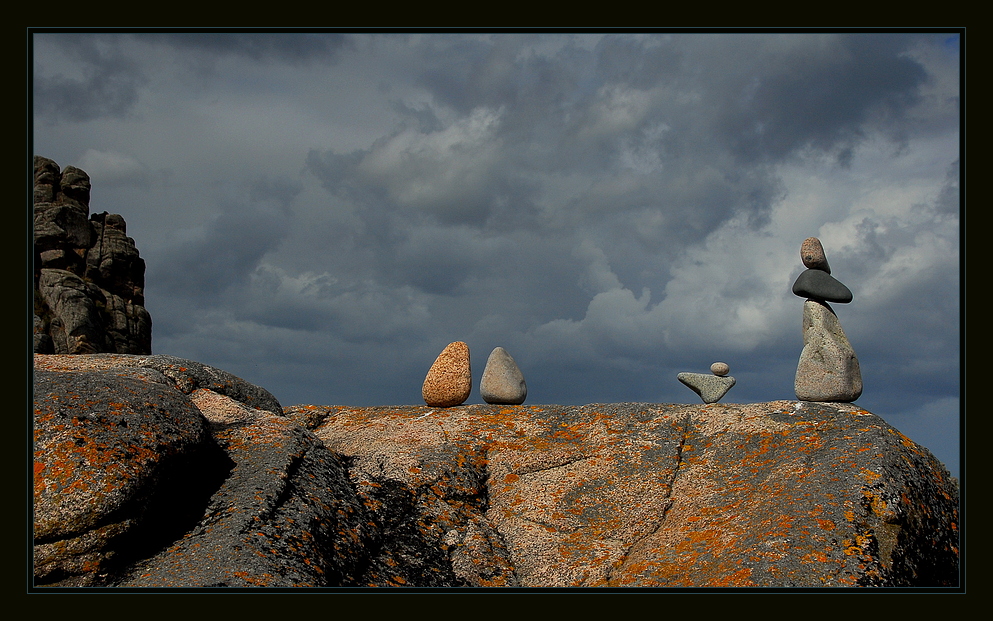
35 353 959 588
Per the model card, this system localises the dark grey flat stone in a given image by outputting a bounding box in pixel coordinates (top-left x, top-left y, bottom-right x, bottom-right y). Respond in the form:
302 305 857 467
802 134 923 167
792 269 853 303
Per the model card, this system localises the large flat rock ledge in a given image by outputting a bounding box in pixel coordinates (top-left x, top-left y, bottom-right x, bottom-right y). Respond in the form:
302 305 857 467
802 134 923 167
33 354 959 588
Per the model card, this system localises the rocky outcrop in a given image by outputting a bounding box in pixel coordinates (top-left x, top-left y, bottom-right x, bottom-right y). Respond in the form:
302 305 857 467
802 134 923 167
33 354 959 588
291 401 958 588
33 156 151 355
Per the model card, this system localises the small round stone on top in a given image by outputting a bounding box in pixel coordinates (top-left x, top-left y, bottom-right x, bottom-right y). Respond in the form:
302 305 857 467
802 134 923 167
800 237 831 273
710 362 730 376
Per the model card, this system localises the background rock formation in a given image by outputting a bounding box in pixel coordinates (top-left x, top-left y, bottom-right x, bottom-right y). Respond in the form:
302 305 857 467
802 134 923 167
33 156 151 355
34 354 959 588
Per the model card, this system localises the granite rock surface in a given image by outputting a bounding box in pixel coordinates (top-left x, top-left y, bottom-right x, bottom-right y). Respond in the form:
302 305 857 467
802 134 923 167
33 354 367 588
33 156 151 355
800 237 831 273
284 400 960 587
34 354 958 588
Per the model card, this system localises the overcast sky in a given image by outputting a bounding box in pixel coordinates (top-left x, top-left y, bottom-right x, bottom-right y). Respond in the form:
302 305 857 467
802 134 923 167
31 31 961 477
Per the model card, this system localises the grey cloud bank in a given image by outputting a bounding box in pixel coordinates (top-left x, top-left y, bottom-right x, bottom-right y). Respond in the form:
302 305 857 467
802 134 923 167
32 31 961 477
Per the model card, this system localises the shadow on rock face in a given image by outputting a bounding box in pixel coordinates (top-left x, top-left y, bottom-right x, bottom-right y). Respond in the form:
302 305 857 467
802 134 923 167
102 439 234 581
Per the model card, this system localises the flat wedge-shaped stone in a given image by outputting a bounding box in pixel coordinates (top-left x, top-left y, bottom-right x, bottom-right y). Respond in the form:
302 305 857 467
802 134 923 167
422 341 472 407
792 268 852 303
795 300 862 402
677 372 735 404
481 347 527 405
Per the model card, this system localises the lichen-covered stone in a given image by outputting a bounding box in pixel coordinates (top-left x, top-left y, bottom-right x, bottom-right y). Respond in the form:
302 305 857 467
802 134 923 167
34 356 958 589
422 341 472 407
290 400 959 588
33 364 211 586
33 354 369 588
480 347 527 405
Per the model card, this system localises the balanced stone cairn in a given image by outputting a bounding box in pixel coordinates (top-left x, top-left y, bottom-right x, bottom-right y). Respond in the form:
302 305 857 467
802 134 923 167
422 341 472 407
677 362 736 404
792 237 862 402
480 347 528 405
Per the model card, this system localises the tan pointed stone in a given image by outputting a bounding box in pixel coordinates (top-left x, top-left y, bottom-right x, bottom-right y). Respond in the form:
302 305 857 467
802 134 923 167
422 341 472 407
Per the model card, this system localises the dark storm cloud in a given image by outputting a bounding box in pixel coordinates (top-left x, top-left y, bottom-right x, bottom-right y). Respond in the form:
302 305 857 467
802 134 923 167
303 32 943 325
150 32 349 65
32 32 349 123
935 160 960 215
711 34 929 164
151 177 298 299
33 33 147 122
31 31 960 475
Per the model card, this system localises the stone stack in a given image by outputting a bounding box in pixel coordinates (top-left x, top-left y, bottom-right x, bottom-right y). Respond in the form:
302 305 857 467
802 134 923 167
677 361 736 404
792 237 862 402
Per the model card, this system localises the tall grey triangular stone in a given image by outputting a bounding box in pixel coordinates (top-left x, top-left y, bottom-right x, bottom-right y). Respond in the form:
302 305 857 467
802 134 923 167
795 300 862 402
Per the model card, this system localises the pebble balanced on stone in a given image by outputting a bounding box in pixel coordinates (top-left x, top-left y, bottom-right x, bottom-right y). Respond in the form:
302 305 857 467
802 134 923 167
422 341 472 407
677 362 736 404
480 347 528 405
792 237 862 402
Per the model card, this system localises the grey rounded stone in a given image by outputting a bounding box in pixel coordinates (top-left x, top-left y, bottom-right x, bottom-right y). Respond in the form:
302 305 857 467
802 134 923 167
710 362 730 376
480 347 527 405
795 300 862 402
792 269 853 303
677 372 736 404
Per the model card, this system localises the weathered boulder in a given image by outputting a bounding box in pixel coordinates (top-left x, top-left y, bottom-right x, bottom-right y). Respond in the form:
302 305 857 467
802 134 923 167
34 354 959 588
33 156 151 355
33 354 369 588
287 401 958 588
33 366 210 586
